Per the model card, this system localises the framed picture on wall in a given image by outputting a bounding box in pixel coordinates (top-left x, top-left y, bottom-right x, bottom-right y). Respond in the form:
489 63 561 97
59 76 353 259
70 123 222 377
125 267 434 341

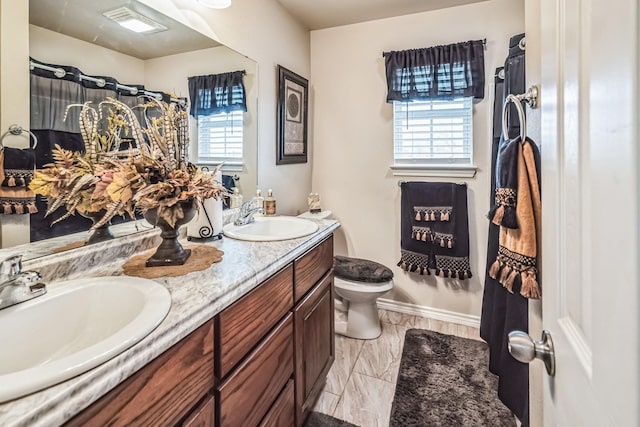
276 65 308 164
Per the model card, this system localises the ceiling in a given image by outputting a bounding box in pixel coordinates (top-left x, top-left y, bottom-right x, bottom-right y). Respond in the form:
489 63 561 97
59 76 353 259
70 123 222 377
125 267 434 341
29 0 220 60
276 0 489 30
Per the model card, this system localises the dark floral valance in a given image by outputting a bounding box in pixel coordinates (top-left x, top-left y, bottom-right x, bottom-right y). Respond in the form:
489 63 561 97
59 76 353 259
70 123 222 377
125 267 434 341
188 70 247 117
384 40 485 102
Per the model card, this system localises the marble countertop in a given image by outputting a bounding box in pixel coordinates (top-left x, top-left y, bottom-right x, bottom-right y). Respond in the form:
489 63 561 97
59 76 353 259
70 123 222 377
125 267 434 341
0 218 340 427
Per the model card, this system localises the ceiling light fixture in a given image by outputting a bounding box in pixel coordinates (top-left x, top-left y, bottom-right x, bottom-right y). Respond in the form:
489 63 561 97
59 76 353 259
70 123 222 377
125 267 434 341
103 7 168 34
198 0 232 9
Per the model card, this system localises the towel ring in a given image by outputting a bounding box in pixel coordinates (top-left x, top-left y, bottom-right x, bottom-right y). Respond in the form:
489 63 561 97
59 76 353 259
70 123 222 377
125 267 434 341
0 125 38 149
502 94 527 141
501 85 539 141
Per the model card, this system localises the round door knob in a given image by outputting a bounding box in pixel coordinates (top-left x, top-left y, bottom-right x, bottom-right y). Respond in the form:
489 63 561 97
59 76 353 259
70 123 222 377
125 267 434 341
508 330 556 376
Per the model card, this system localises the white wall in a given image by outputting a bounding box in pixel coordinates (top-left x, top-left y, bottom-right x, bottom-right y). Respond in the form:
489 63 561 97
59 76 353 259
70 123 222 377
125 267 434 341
144 46 258 196
311 0 525 317
29 25 145 83
140 0 312 215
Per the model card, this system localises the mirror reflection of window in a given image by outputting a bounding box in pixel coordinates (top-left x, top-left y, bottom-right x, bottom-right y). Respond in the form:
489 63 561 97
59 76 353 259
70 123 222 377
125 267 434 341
197 110 244 166
188 70 247 168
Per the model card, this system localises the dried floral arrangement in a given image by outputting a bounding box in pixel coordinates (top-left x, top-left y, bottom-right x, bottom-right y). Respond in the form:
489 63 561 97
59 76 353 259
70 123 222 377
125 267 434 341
30 97 226 229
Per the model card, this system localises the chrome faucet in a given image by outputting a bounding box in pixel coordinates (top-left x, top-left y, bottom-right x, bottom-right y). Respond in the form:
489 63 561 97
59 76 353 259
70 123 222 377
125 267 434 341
234 199 264 226
0 255 46 310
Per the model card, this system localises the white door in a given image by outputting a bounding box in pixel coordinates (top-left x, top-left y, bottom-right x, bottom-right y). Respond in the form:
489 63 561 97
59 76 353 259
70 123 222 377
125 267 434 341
534 0 639 425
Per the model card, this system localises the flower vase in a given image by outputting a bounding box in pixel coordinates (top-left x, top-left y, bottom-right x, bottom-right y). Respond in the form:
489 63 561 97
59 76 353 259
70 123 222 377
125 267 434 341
80 210 115 245
143 199 196 267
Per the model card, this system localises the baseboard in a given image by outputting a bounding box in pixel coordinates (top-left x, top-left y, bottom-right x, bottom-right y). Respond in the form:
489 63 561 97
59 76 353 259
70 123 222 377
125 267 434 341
377 298 481 329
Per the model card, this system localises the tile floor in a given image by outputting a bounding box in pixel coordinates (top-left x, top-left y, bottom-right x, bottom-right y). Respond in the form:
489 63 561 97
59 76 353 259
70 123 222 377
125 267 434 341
313 309 482 427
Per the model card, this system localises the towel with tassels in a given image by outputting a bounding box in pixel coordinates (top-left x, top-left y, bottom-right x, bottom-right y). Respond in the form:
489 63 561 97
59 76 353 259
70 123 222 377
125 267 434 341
488 133 520 229
0 149 38 214
398 182 472 279
2 147 36 188
488 136 541 299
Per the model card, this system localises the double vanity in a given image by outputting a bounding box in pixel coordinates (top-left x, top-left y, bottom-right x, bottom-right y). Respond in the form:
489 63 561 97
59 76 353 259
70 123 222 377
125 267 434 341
0 215 339 427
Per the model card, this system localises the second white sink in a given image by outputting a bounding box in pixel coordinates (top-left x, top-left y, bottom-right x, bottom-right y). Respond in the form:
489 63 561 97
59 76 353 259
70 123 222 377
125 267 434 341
0 276 171 403
223 216 319 241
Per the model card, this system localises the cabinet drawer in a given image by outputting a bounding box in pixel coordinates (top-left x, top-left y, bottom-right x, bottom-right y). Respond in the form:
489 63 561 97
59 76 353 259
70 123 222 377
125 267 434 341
218 314 294 427
259 379 295 427
293 235 333 302
182 395 215 427
66 320 215 427
216 265 293 378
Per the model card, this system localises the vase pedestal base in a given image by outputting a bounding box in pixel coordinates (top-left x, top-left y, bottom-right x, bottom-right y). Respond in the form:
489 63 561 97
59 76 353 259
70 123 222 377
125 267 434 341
87 224 114 245
146 247 192 267
143 200 196 267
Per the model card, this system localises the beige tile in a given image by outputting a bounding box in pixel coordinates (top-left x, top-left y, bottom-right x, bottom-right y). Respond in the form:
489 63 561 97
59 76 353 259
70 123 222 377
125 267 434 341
352 322 407 383
313 391 341 416
334 372 396 427
378 309 415 327
410 315 433 331
335 309 348 335
412 316 482 341
325 335 365 395
458 324 482 341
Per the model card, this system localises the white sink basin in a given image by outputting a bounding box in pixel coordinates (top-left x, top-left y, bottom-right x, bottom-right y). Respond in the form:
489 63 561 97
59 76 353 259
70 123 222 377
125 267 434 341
0 276 171 403
223 216 319 241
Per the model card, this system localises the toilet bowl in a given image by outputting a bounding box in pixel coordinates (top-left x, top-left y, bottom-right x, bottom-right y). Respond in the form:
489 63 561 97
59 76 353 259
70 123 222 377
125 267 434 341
334 277 393 339
333 255 394 340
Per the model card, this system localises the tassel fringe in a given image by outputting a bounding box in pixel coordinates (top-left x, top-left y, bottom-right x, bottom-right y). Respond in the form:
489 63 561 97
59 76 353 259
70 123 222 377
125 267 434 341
488 204 518 229
505 269 519 291
520 269 541 299
488 259 501 279
491 205 505 226
499 265 512 284
490 255 541 299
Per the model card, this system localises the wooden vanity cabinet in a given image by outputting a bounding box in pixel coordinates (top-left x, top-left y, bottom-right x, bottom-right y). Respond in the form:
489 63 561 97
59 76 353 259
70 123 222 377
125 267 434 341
66 234 334 427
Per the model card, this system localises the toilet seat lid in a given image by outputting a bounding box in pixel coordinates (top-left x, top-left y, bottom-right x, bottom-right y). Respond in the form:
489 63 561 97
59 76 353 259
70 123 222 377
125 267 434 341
333 256 394 283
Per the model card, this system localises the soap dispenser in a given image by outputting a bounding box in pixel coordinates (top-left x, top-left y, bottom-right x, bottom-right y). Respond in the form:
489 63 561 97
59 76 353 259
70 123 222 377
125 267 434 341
230 187 243 208
255 189 264 210
264 189 277 216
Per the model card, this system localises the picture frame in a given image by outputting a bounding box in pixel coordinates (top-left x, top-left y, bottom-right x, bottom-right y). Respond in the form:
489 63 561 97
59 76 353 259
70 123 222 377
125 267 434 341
276 65 308 164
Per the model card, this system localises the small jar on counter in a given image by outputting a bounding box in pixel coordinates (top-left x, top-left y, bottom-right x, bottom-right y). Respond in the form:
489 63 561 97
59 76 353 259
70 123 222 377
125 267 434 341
264 189 277 215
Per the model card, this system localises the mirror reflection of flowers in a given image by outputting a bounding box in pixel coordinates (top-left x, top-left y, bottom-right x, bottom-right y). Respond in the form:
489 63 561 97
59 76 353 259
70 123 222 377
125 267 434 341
29 97 226 229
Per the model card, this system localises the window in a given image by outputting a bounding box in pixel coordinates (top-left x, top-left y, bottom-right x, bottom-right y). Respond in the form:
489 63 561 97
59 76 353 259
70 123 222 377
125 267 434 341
196 110 243 165
393 97 473 166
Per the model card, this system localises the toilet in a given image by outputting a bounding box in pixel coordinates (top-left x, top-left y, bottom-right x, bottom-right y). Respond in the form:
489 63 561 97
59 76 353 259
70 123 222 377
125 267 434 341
333 256 394 340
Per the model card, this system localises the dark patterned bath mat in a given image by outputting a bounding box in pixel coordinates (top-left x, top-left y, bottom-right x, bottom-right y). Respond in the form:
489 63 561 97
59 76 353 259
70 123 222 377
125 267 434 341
390 329 515 426
304 411 359 427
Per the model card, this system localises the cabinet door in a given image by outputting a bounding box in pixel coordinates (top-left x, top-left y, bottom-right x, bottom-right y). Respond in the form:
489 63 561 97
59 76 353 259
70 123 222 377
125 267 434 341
294 272 334 426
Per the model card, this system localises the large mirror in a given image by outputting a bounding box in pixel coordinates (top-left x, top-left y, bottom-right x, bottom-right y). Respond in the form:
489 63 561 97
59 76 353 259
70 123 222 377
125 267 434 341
0 0 257 259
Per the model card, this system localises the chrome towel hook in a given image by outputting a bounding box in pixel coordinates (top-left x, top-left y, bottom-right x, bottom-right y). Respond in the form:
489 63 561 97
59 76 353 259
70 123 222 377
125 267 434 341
0 125 38 150
502 85 539 141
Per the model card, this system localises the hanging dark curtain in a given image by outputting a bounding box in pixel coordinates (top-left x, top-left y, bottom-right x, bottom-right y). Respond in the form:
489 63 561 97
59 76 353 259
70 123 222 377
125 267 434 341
188 70 247 117
480 33 531 427
384 39 485 102
29 57 168 242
